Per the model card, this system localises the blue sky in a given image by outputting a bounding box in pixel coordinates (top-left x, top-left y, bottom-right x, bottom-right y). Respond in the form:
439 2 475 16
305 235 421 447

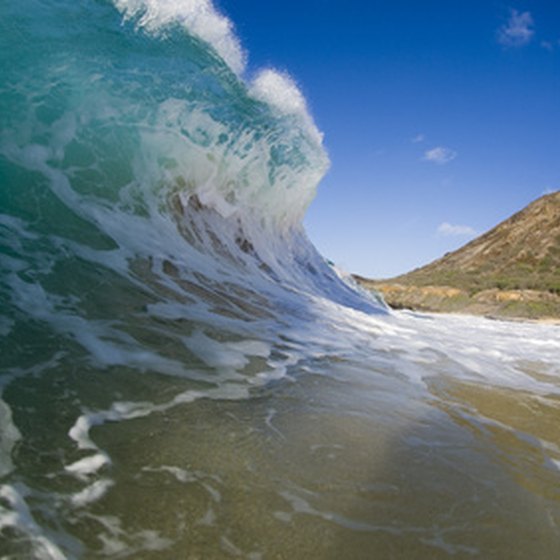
219 0 560 278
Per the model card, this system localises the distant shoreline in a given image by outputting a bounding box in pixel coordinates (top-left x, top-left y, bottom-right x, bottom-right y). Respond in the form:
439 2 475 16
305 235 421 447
354 277 560 324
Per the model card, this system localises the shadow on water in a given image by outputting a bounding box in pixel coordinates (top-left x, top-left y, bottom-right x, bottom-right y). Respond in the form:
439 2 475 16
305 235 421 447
245 366 560 560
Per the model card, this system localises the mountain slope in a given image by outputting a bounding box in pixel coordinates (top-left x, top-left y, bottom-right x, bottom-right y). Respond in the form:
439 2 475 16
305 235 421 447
355 191 560 320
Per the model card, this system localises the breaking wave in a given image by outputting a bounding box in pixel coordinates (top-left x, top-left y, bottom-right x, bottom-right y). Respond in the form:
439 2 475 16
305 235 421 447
1 1 560 558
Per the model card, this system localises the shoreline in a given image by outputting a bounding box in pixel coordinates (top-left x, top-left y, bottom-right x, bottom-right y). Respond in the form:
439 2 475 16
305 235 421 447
398 306 560 326
355 278 560 325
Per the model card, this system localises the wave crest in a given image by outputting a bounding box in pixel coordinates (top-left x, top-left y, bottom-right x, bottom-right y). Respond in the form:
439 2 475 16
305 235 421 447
113 0 246 74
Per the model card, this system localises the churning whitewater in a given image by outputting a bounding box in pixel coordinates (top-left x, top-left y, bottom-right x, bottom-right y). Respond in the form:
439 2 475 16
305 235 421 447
1 1 560 558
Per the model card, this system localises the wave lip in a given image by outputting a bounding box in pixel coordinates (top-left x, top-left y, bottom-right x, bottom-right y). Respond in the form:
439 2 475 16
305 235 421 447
250 69 325 146
113 0 246 74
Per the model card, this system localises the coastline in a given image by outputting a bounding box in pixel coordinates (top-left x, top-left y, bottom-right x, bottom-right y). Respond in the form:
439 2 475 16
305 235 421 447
355 277 560 325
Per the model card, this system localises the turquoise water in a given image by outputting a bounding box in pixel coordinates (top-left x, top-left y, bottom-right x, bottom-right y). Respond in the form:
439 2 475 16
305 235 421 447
1 1 560 558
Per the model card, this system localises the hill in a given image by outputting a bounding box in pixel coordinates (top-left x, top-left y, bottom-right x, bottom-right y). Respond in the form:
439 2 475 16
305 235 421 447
355 191 560 321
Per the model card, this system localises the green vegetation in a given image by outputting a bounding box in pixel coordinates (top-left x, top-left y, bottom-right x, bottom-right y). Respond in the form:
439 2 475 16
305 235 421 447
395 266 560 295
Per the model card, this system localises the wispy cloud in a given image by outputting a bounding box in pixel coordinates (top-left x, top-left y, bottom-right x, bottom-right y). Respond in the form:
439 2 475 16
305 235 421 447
497 9 534 47
411 133 425 143
437 222 477 237
423 146 457 165
541 39 560 52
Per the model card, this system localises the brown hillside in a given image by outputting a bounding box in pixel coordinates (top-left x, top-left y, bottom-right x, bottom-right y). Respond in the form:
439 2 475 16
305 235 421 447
355 192 560 320
393 191 560 294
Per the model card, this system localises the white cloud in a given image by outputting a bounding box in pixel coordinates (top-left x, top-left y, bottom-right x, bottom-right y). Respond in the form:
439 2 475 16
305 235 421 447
411 133 425 143
437 222 477 237
423 146 457 165
498 9 534 47
541 39 560 52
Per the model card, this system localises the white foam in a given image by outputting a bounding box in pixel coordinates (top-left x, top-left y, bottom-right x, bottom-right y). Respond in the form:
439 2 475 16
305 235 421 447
65 453 111 479
0 396 21 478
70 479 114 508
158 465 196 483
67 385 247 478
250 69 324 145
7 271 190 376
139 101 327 229
251 70 307 115
182 330 271 370
84 513 173 556
68 400 165 452
68 415 99 451
113 0 245 74
227 339 271 358
0 484 67 560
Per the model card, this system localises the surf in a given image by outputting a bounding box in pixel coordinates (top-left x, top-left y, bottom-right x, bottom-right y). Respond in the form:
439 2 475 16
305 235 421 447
1 1 560 558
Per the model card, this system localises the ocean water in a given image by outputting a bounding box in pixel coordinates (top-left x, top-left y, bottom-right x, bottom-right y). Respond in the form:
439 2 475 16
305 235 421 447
1 1 560 558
